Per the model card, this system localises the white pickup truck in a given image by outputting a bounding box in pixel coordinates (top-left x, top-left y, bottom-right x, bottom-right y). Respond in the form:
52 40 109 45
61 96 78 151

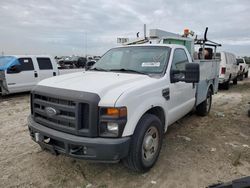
28 38 220 171
0 55 84 95
237 57 249 80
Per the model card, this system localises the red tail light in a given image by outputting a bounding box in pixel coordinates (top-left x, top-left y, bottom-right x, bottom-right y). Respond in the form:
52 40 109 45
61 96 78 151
221 67 226 74
240 65 242 71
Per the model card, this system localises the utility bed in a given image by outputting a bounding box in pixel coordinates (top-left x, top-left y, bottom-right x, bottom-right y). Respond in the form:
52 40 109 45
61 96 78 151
195 60 220 105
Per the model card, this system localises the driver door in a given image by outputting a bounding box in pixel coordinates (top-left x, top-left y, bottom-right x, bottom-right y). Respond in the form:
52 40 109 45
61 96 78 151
167 48 196 125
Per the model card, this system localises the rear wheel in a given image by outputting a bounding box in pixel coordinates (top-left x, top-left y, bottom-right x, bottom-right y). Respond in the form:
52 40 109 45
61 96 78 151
223 80 230 90
123 114 163 172
196 88 212 116
239 74 244 81
233 77 238 85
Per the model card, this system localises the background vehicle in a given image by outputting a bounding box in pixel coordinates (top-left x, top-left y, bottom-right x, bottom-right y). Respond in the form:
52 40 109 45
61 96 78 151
237 57 249 80
217 52 238 89
58 56 87 69
0 55 84 95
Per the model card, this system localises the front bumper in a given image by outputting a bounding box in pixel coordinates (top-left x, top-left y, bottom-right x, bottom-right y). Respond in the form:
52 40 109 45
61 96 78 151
28 116 131 162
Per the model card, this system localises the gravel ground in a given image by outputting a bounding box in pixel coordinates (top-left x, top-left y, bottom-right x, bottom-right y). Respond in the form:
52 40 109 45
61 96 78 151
0 78 250 188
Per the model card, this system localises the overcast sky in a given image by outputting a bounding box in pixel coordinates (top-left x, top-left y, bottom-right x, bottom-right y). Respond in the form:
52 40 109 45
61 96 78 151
0 0 249 56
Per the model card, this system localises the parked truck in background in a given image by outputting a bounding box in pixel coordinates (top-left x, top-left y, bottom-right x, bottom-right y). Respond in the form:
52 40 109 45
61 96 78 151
217 52 238 90
0 55 84 96
28 28 221 172
237 57 249 80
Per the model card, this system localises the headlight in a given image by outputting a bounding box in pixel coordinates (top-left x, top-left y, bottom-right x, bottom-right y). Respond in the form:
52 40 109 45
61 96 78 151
99 107 127 137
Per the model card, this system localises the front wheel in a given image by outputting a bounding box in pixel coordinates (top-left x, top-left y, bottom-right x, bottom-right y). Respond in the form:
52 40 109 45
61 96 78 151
245 71 248 78
123 114 163 172
196 88 212 116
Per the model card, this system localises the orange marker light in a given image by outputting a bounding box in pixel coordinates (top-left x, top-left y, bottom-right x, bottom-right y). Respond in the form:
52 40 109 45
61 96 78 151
106 107 127 117
107 108 119 116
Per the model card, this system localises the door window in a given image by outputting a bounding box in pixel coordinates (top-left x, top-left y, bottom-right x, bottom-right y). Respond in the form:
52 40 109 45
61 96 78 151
37 58 53 70
170 49 189 82
7 58 34 74
171 49 189 71
18 58 34 71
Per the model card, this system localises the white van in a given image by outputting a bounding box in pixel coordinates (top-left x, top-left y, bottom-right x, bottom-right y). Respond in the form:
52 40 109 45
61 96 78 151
0 55 84 95
217 52 238 89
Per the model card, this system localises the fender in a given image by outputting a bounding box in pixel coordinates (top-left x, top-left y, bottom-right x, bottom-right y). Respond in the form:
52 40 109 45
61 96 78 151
119 95 168 137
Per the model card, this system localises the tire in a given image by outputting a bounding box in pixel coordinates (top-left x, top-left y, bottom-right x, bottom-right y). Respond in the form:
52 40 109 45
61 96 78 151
123 114 163 172
233 77 238 85
239 74 244 81
245 71 248 78
223 80 230 90
196 88 212 116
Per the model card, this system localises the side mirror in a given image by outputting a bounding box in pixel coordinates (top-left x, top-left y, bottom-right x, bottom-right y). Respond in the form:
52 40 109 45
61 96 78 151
185 63 200 83
236 62 239 66
7 65 21 74
170 63 200 83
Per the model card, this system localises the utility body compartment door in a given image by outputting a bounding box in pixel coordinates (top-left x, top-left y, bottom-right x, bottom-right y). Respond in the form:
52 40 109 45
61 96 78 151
167 48 196 125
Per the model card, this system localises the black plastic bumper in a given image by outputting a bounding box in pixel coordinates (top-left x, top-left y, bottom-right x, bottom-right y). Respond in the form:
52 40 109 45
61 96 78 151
28 116 131 162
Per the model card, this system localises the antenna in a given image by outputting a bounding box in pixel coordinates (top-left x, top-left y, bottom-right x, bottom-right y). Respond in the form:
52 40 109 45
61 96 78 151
144 24 147 39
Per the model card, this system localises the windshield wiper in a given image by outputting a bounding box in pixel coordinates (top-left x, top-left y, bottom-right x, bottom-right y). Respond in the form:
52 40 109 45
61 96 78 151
109 68 147 75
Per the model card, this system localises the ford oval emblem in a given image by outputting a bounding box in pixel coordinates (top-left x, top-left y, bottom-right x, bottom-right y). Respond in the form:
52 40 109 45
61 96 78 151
45 107 57 117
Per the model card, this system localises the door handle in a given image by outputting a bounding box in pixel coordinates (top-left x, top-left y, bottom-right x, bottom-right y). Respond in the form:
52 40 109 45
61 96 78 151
34 72 38 77
53 72 56 76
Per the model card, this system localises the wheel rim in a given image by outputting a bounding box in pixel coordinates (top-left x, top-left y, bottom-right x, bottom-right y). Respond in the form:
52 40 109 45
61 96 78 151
142 126 159 163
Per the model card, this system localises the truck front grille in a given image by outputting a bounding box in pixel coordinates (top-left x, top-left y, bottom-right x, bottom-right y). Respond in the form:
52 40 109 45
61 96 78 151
32 94 90 135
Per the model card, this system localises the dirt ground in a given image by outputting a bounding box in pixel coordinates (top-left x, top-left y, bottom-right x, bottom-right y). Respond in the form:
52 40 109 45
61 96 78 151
0 79 250 188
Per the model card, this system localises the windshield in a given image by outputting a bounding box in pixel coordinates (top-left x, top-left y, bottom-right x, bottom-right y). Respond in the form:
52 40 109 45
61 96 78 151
237 58 244 64
0 56 20 71
91 46 170 74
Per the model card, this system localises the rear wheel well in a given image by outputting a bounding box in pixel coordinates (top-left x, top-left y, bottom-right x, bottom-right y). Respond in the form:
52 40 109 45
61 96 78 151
145 107 165 129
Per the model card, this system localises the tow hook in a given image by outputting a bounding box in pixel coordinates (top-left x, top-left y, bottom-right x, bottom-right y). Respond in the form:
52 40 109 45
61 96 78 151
35 133 43 142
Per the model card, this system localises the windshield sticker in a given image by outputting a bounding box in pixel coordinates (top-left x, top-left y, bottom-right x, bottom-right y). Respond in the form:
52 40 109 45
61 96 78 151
141 62 161 67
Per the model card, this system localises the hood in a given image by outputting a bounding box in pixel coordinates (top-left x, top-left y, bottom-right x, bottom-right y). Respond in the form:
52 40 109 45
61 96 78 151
38 71 155 106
